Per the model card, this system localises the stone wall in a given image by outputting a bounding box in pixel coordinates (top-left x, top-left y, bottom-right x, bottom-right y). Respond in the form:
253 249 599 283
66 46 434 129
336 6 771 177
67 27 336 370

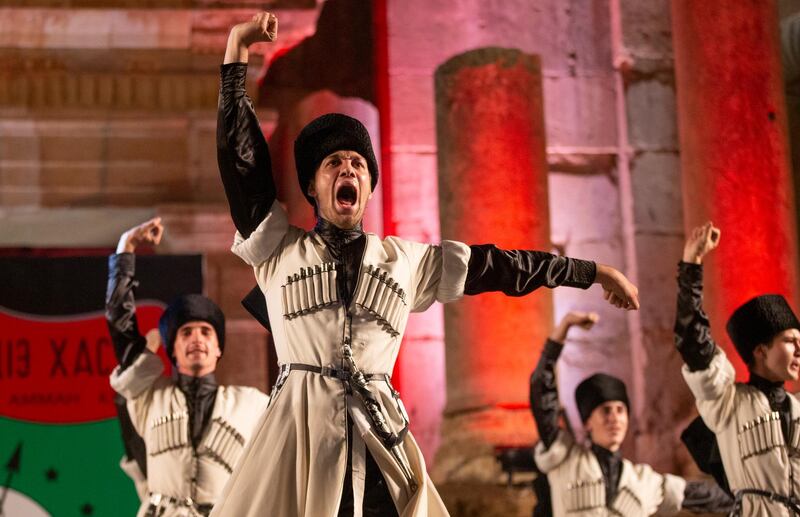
0 1 324 391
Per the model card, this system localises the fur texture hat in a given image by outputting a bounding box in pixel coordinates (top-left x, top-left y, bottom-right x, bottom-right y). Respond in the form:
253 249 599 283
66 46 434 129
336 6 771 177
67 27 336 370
158 294 225 364
294 113 379 206
726 294 800 365
575 373 630 423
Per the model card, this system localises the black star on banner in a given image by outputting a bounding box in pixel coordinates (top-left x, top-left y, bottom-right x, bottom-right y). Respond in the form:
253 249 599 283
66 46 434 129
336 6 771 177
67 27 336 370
45 468 58 481
80 503 94 515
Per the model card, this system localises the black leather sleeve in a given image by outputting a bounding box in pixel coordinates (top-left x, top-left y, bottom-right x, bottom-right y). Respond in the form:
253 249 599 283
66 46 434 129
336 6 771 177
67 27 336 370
464 244 596 296
530 339 564 449
674 262 717 371
217 62 277 239
105 253 147 371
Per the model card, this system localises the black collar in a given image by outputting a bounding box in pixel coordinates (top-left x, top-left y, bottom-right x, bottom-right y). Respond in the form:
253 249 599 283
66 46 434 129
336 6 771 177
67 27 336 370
176 372 218 397
591 442 622 465
313 218 364 261
748 372 788 408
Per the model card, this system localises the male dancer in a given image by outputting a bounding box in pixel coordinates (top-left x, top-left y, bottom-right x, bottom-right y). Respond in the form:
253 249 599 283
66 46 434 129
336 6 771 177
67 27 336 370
107 218 269 517
211 12 640 517
531 311 732 516
677 222 800 515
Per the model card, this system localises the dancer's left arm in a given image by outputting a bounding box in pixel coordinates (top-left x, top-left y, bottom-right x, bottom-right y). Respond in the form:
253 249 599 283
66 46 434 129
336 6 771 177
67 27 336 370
406 240 639 313
464 244 638 309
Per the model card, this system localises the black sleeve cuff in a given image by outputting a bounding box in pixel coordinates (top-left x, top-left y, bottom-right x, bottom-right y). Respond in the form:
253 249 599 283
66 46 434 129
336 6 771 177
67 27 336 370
678 261 703 282
220 62 247 92
562 259 596 289
109 253 135 276
541 339 564 361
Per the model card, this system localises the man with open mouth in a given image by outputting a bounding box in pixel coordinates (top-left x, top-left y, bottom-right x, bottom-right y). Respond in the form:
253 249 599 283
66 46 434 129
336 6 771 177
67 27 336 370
677 222 800 516
211 12 641 517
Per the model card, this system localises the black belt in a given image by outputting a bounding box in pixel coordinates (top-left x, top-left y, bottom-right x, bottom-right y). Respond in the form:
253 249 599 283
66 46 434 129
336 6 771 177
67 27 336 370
731 488 800 515
282 363 389 382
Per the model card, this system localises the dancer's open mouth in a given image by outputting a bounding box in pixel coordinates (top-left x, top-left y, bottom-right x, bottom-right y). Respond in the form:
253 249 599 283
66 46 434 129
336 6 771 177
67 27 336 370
335 184 358 209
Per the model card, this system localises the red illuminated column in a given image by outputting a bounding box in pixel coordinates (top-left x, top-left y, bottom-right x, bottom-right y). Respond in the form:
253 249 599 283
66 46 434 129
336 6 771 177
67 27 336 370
672 0 800 381
433 48 552 480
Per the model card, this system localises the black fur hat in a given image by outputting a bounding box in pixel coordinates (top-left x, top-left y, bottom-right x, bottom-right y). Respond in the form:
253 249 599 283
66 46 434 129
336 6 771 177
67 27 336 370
575 373 630 423
158 294 225 364
726 294 800 365
294 113 379 206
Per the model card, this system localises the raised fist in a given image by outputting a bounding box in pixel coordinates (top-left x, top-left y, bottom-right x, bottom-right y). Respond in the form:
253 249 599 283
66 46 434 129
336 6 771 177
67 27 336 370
117 217 164 254
560 311 599 330
235 12 278 46
683 221 720 264
550 310 600 343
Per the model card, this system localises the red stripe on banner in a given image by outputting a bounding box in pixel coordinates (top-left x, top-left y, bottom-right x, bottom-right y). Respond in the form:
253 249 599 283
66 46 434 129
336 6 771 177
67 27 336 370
0 306 171 423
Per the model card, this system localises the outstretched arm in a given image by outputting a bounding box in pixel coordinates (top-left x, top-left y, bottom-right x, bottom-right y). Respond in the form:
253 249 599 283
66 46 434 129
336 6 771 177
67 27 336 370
106 218 164 371
675 222 721 371
530 311 599 448
465 245 639 310
218 12 279 238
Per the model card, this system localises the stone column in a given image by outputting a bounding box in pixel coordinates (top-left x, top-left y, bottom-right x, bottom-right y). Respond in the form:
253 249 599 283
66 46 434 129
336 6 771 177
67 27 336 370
672 0 800 381
433 48 552 482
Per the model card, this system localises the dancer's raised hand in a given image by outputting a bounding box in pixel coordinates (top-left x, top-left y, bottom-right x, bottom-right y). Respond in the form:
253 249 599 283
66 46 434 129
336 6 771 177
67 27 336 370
683 221 721 265
550 311 599 343
117 217 164 254
236 12 278 45
225 12 278 63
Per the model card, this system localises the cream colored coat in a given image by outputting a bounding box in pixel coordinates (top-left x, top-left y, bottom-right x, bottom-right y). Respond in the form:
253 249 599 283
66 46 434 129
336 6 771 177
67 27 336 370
683 347 800 516
535 430 685 516
210 202 470 517
110 352 269 517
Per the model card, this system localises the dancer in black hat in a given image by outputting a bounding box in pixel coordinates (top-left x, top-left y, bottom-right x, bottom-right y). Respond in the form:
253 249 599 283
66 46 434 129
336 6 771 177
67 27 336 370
211 12 641 517
106 217 269 517
677 222 800 516
530 311 732 516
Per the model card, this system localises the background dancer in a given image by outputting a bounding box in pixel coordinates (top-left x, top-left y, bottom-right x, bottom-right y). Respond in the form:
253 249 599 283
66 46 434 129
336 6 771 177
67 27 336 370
530 310 732 516
107 217 269 517
677 222 800 515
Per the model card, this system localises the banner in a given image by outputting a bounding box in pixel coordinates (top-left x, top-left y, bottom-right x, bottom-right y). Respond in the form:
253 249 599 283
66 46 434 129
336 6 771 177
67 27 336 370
0 255 202 517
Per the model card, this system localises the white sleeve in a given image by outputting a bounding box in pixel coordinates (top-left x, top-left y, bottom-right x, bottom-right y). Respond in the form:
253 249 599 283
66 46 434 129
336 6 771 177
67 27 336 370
399 238 471 312
109 350 164 400
656 474 687 515
681 347 738 431
231 200 292 267
533 429 575 474
109 351 164 435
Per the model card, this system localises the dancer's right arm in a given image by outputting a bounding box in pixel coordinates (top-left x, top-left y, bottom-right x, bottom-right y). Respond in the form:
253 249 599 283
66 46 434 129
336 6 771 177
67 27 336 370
106 218 164 371
530 311 598 449
217 13 278 239
674 222 721 371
